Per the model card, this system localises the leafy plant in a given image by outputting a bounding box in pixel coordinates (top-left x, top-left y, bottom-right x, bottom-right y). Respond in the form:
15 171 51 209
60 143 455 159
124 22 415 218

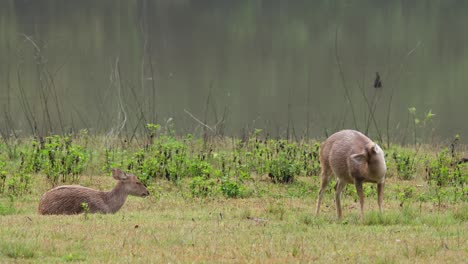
189 176 217 197
301 143 321 176
267 154 299 184
0 196 16 215
1 153 32 196
103 148 126 173
61 253 87 262
407 107 436 146
425 149 466 206
81 202 90 220
128 134 190 183
391 148 417 180
397 185 415 207
6 172 31 196
219 177 245 198
21 135 89 184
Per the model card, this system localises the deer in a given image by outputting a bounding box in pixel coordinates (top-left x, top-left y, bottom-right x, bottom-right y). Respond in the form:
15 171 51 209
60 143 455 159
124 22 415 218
315 130 387 219
38 168 149 215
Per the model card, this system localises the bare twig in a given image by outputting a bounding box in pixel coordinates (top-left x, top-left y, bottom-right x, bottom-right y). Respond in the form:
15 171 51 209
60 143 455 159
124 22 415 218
107 58 127 137
334 26 359 130
115 58 127 135
44 67 65 134
184 109 214 132
19 34 40 53
24 33 54 134
203 81 214 140
16 65 37 135
360 84 383 143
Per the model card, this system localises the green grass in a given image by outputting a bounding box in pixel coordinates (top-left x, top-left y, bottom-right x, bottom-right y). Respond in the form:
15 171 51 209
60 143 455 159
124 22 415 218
0 241 36 259
0 134 466 262
0 202 16 216
0 175 466 263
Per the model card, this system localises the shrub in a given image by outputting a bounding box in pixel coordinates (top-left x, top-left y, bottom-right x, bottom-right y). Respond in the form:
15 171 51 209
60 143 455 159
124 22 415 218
21 135 89 184
6 172 31 196
189 176 216 197
391 148 417 180
128 135 190 182
267 154 299 184
220 177 245 198
300 143 321 176
425 149 466 204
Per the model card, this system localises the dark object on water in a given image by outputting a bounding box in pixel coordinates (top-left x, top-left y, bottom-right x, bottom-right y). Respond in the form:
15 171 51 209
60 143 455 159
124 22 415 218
374 72 382 88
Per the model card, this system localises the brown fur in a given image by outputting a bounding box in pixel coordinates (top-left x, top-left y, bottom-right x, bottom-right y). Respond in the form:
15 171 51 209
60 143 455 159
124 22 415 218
315 130 387 219
38 168 149 215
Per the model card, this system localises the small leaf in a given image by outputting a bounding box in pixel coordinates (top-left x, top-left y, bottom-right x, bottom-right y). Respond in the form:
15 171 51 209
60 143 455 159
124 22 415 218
426 110 435 119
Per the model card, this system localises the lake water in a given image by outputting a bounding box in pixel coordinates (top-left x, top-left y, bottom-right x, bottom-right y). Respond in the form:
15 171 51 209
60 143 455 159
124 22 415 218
1 1 467 143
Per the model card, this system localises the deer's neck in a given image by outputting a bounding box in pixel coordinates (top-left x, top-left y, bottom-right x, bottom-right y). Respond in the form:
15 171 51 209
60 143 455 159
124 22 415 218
104 182 129 213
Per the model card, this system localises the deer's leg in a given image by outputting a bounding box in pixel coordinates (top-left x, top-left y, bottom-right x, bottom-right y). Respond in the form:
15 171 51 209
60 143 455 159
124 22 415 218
335 179 346 219
315 167 332 216
355 180 365 218
377 182 385 214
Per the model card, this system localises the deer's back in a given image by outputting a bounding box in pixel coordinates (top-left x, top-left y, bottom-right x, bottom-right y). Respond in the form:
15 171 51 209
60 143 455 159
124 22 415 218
320 130 372 181
38 185 108 215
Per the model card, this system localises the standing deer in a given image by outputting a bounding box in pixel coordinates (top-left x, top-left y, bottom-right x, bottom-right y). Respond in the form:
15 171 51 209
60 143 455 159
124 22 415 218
38 168 149 215
315 130 387 219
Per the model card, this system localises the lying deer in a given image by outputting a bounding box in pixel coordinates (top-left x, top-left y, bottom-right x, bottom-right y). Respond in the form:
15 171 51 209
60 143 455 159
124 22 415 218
38 168 149 215
315 130 387 219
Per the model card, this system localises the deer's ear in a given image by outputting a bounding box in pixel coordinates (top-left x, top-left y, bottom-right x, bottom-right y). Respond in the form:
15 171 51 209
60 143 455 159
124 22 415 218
112 168 128 180
350 152 367 165
367 143 381 155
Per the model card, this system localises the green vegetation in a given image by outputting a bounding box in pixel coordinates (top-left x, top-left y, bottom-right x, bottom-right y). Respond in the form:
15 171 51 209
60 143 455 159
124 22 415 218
2 127 464 203
0 128 466 262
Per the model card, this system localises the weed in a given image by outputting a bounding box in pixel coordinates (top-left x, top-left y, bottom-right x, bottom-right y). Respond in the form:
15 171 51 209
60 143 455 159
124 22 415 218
408 107 436 146
397 185 416 207
1 153 32 196
6 172 31 196
299 213 327 226
189 176 217 197
0 196 16 215
301 143 321 176
0 242 36 259
267 202 286 220
220 177 245 198
391 147 417 180
103 148 126 173
81 202 90 220
266 142 300 184
425 149 466 206
452 206 468 222
300 214 314 226
362 211 404 226
291 244 299 257
61 253 87 262
128 133 194 183
20 135 89 184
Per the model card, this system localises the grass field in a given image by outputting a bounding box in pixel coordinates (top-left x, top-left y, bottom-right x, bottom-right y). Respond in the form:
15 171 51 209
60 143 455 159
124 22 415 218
1 174 466 263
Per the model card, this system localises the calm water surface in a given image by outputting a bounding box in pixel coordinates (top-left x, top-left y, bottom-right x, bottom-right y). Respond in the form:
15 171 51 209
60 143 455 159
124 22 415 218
0 1 467 143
